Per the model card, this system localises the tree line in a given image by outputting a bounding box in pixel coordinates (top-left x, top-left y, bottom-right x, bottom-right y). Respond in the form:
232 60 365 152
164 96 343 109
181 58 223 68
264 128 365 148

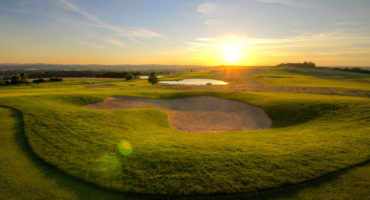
0 70 164 80
0 73 29 85
276 62 316 68
0 73 64 86
0 71 161 86
333 67 370 74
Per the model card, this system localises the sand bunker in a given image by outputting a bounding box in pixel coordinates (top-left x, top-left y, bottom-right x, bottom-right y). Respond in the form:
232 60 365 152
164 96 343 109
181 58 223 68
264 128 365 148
84 96 271 132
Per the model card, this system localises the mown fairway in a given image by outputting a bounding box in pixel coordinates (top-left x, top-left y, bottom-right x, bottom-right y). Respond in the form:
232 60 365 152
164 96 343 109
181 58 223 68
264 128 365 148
0 68 369 199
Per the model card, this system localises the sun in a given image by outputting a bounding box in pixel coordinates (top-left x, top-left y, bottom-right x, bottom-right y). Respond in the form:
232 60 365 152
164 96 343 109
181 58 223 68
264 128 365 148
224 47 240 62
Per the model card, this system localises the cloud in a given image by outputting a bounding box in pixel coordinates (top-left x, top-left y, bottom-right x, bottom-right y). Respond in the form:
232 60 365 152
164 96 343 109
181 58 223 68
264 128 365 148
186 31 370 52
79 41 106 49
205 19 224 25
59 0 103 25
196 2 224 26
257 0 295 6
103 37 125 47
197 2 216 15
335 21 360 26
197 38 216 42
257 0 320 8
58 0 161 39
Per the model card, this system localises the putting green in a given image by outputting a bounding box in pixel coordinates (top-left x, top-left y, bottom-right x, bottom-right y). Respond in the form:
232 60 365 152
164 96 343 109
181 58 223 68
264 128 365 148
0 88 369 196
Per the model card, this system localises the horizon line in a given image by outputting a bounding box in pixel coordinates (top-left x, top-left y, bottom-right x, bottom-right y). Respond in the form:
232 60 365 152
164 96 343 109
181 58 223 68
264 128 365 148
0 63 369 68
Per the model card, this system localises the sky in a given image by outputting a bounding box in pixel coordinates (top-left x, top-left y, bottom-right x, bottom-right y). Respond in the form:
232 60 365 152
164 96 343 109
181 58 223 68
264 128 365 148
0 0 369 66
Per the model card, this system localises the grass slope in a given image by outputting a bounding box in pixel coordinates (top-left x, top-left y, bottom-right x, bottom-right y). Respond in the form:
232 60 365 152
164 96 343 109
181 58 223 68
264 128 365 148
263 161 370 200
0 106 139 200
0 83 369 195
1 106 369 200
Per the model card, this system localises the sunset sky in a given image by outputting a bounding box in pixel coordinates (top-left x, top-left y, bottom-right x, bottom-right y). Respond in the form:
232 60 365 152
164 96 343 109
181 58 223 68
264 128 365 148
0 0 369 66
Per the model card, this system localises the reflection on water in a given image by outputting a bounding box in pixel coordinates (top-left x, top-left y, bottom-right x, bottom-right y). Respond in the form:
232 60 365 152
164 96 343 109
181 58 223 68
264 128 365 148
140 75 163 79
159 79 228 85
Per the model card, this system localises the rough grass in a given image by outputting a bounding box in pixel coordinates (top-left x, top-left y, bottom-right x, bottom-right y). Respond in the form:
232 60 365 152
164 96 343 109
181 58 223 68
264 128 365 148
0 85 369 195
0 106 140 200
1 106 368 200
261 161 370 200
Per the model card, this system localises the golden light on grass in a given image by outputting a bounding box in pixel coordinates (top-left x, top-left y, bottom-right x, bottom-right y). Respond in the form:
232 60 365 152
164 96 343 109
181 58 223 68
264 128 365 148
224 47 240 62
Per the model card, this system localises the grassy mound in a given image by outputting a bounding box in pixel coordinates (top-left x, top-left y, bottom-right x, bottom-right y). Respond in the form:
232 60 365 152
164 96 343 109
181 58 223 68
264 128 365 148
0 86 369 195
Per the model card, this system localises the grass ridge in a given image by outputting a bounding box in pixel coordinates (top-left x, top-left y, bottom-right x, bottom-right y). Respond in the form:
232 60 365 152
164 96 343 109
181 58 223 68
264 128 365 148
1 103 368 199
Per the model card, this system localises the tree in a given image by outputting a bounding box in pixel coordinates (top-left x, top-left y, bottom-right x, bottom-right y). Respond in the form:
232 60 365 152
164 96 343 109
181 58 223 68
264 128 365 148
276 62 316 68
49 77 63 82
133 72 141 79
11 74 21 84
148 72 159 85
32 78 46 83
20 73 28 83
126 72 135 80
0 76 5 86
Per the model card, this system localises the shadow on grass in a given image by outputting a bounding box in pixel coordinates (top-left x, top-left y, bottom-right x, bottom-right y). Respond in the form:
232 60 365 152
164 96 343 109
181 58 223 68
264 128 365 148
1 105 368 200
1 105 140 200
265 103 341 128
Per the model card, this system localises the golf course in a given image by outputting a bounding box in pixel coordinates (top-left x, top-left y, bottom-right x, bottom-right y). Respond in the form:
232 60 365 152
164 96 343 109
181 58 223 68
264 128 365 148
0 67 369 199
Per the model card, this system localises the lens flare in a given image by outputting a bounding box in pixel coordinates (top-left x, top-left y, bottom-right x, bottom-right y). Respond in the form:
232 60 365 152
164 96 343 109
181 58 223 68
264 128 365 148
118 140 133 156
98 152 121 178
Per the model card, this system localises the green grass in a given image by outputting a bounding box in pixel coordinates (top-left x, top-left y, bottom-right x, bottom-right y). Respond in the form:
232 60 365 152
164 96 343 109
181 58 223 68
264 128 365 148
1 105 368 200
254 68 370 90
0 69 369 198
159 72 215 80
262 162 370 200
281 66 370 79
0 106 139 200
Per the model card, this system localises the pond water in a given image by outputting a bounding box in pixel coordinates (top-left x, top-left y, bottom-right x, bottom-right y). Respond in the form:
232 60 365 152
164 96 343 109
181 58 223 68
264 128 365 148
159 79 228 85
140 75 163 79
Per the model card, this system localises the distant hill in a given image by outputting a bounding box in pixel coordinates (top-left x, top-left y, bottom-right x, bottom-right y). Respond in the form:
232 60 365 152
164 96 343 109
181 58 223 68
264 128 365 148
0 64 212 72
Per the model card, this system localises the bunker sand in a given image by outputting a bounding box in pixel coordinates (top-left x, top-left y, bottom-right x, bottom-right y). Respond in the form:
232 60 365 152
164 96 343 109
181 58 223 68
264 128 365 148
84 96 271 132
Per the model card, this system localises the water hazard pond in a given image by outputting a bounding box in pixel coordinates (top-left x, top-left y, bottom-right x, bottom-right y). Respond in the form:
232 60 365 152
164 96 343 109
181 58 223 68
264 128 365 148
159 78 228 85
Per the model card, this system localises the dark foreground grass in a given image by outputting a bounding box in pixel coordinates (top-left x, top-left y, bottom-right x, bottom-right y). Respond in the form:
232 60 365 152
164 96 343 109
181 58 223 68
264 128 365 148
0 105 369 200
260 160 370 200
0 83 369 196
0 107 136 200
